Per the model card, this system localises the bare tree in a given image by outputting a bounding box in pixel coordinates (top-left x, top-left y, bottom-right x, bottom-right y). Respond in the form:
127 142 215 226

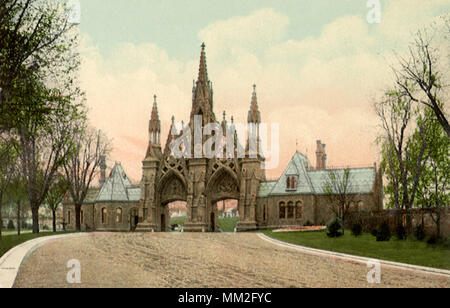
376 92 429 235
393 19 450 137
63 128 110 231
45 173 68 232
322 168 356 233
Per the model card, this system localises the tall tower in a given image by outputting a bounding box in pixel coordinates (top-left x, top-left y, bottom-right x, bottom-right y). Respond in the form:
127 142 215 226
136 95 162 232
183 43 216 232
237 85 265 231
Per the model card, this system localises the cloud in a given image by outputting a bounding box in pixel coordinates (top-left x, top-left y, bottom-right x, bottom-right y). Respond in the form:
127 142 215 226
78 4 448 180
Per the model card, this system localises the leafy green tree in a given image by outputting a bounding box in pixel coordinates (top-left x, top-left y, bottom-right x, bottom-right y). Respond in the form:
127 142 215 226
5 164 28 235
0 137 17 238
376 90 428 235
0 0 75 132
415 108 449 237
45 173 68 232
3 1 86 234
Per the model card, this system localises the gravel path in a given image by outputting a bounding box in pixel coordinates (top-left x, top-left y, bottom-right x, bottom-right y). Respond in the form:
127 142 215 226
13 233 449 288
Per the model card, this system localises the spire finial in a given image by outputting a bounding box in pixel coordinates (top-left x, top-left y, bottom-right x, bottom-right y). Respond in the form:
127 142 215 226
197 42 208 83
253 84 256 93
223 111 226 121
171 115 175 124
153 94 157 106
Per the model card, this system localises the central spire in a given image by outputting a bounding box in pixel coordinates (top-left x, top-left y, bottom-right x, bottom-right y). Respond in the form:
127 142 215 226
191 43 216 125
197 42 209 83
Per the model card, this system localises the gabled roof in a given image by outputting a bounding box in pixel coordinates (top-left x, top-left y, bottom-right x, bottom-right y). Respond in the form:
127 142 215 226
269 152 315 195
84 188 101 203
96 163 141 202
261 151 376 196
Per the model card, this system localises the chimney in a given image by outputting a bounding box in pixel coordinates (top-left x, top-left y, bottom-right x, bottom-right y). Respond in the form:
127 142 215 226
316 140 327 170
99 155 106 186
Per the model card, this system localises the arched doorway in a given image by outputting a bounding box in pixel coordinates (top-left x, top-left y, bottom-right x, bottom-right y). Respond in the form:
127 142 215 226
158 172 187 232
167 200 187 231
206 168 240 232
215 199 239 232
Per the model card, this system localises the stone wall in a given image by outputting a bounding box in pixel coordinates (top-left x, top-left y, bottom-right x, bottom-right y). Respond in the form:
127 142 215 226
345 208 450 237
63 202 140 232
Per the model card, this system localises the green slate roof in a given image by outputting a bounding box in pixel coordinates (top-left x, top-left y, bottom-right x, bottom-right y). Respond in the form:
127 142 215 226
259 152 376 197
96 162 141 202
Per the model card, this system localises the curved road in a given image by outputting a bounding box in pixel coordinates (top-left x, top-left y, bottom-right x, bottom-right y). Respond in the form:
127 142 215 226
14 233 449 288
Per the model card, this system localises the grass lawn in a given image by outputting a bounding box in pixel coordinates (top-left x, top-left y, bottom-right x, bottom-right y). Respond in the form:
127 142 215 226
262 230 450 270
169 216 238 232
0 231 75 258
218 216 238 232
170 216 187 227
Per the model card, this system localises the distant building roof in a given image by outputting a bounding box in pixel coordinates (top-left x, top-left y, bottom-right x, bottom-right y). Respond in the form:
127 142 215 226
260 152 376 196
96 163 141 202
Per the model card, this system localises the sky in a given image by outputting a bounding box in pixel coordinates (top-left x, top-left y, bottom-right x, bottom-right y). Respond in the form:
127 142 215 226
75 0 450 181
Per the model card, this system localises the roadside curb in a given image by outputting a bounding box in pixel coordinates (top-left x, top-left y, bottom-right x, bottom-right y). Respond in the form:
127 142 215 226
257 233 450 277
0 233 89 288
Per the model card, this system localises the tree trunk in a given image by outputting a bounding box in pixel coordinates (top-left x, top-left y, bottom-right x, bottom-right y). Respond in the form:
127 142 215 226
436 209 441 238
0 197 3 238
406 210 413 236
52 209 56 232
75 203 81 231
31 204 40 233
17 202 21 236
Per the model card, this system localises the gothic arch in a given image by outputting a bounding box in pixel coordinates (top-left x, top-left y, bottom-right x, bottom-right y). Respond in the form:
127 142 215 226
206 167 240 203
158 170 187 205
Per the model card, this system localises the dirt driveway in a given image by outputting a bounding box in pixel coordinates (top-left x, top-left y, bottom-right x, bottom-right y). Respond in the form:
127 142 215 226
13 233 449 288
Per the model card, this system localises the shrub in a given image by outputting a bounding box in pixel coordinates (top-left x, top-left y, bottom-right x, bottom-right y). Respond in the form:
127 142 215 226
427 236 438 245
395 223 406 240
304 220 313 227
351 223 362 236
42 224 50 230
327 218 343 238
414 224 426 241
371 229 378 237
7 220 15 230
376 222 391 242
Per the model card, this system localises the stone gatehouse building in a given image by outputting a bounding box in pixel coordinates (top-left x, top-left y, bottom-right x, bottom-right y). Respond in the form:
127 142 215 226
63 44 383 232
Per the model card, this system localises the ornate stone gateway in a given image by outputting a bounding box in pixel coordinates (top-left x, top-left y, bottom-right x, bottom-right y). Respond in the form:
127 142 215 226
136 44 265 232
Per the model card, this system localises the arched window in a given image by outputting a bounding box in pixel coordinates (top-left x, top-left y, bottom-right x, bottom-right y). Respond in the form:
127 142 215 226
296 201 303 219
287 201 294 219
68 211 71 224
102 208 107 224
279 202 286 219
80 210 84 224
116 208 122 224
